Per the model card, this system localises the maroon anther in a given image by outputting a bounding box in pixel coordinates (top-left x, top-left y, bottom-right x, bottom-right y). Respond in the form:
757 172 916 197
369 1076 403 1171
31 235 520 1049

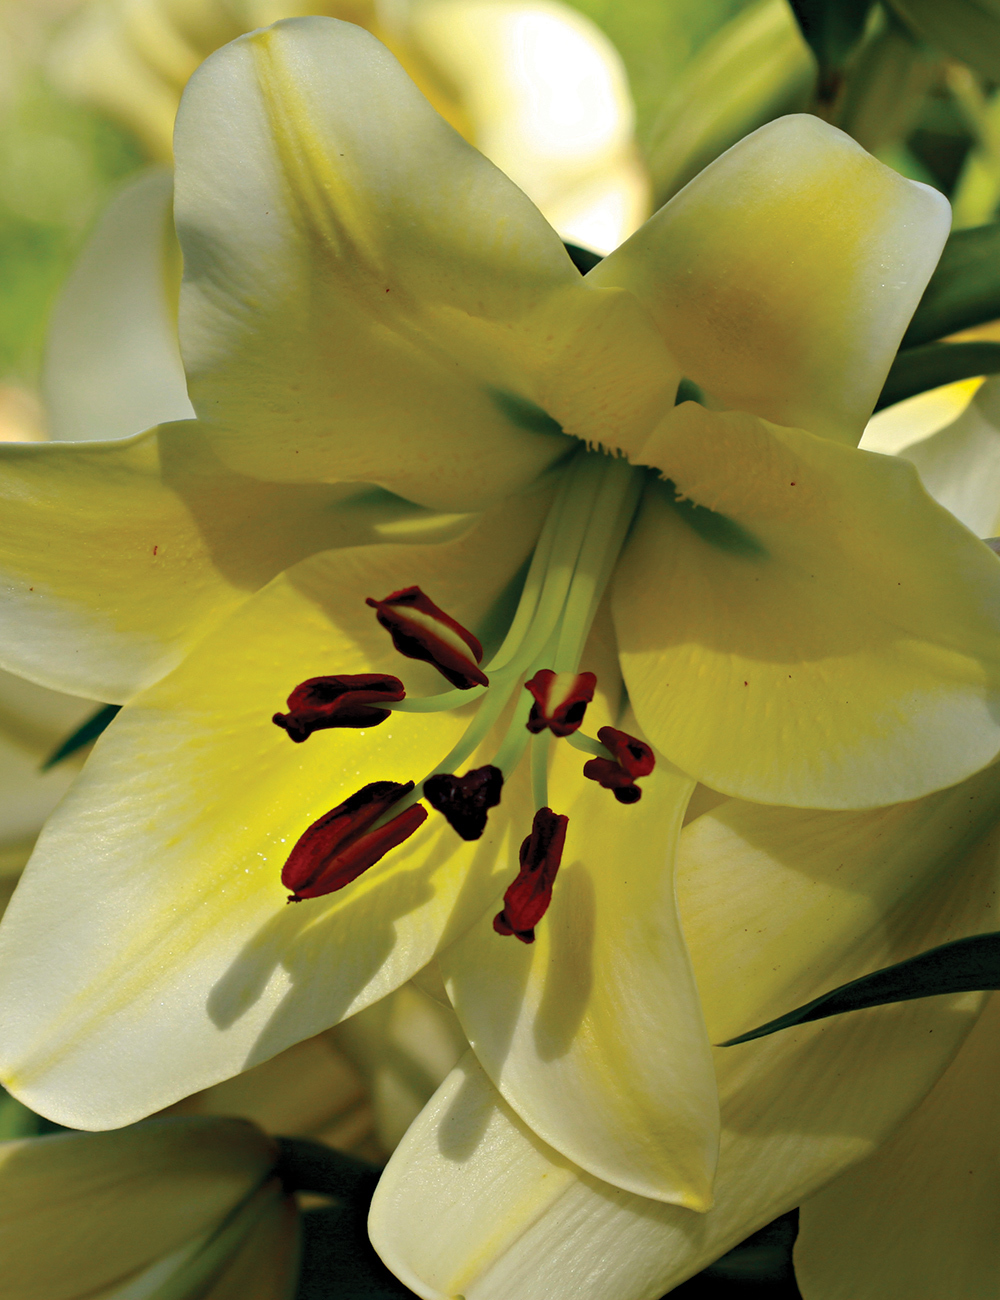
366 586 488 690
272 674 405 742
524 670 597 737
583 726 655 803
424 765 503 841
282 780 427 902
493 807 568 944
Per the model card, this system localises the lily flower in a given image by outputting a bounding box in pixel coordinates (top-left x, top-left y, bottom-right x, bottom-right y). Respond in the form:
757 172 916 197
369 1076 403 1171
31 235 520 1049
1 16 999 1218
371 763 1000 1299
0 1116 299 1300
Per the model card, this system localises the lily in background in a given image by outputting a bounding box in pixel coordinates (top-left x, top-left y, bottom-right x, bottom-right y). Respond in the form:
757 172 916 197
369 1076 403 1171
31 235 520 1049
0 1117 300 1300
0 11 998 1282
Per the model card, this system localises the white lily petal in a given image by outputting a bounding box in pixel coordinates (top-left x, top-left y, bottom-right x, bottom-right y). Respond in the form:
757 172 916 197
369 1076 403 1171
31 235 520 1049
859 377 982 455
0 494 544 1128
175 16 580 511
899 374 1000 535
442 736 718 1207
43 169 194 442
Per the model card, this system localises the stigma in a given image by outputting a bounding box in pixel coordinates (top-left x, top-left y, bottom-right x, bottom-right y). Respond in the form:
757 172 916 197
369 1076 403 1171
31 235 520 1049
583 727 655 803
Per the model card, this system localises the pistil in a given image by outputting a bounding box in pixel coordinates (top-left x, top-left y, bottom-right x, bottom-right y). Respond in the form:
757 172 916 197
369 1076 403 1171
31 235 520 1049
273 448 653 939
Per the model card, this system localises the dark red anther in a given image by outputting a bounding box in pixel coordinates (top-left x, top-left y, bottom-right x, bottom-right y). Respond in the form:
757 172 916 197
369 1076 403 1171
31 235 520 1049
583 726 655 803
273 674 405 742
524 669 596 737
424 765 503 841
493 807 568 944
282 780 427 902
366 586 488 690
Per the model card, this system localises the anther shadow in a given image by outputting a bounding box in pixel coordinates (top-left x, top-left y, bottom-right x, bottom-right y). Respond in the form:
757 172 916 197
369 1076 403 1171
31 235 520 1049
532 860 595 1062
207 858 437 1045
207 809 515 1075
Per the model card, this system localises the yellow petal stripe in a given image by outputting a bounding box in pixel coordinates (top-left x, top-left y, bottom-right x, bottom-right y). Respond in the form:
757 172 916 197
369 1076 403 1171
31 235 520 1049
175 17 580 511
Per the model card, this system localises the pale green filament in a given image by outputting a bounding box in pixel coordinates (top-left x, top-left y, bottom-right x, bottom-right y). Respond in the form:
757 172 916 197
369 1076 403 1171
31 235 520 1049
381 448 647 824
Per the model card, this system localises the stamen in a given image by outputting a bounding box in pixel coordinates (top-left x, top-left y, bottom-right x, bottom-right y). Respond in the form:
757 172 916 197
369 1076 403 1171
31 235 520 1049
273 674 405 742
282 781 427 901
366 586 488 689
583 726 655 803
493 807 568 944
524 669 596 737
424 764 503 840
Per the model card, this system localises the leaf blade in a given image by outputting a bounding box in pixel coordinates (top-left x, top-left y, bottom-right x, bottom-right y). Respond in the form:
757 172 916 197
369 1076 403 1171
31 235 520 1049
721 931 1000 1045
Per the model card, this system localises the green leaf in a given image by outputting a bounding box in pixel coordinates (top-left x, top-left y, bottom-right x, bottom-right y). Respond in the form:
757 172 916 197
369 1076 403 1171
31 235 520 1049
296 1206 419 1300
672 1211 800 1296
887 0 1000 84
563 241 604 274
903 223 1000 348
787 0 876 86
721 931 1000 1046
875 340 1000 409
41 702 120 771
276 1137 381 1203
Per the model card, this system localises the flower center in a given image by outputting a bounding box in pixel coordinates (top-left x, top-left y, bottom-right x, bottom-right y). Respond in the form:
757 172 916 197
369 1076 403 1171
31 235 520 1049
274 450 653 939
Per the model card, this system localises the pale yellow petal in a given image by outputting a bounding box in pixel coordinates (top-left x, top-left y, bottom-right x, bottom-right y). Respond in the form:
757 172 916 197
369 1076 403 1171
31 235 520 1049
164 1029 367 1143
859 377 982 455
899 374 1000 536
0 423 462 702
333 981 468 1153
0 670 95 858
591 114 950 445
612 403 1000 807
442 722 717 1206
368 768 1000 1299
175 16 580 511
